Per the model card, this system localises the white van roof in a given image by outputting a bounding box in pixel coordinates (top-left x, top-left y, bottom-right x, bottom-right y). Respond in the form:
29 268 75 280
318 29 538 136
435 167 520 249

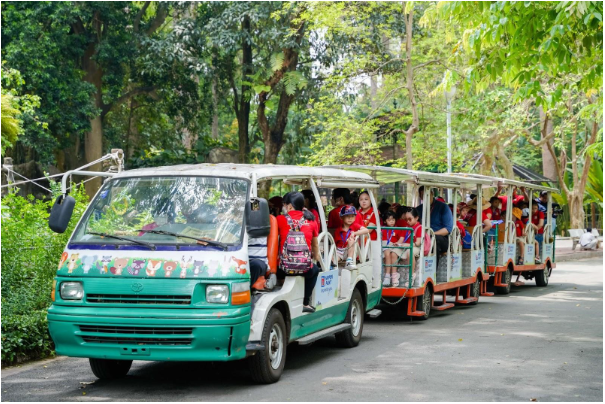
114 163 379 186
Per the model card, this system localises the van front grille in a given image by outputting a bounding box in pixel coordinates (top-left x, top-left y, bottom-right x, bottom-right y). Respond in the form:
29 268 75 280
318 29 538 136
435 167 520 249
78 325 193 335
81 336 192 346
86 294 191 305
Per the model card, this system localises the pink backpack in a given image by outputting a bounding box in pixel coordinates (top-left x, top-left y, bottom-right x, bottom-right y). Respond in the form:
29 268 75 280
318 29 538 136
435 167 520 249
280 213 313 275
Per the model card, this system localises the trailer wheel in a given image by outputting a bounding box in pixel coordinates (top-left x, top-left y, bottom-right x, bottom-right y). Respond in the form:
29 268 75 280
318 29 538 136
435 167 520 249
495 268 512 295
336 288 364 348
417 287 432 321
89 358 132 379
248 308 287 384
535 264 550 287
469 278 480 305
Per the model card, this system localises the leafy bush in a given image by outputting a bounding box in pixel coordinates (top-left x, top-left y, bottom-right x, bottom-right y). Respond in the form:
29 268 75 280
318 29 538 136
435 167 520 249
1 183 88 364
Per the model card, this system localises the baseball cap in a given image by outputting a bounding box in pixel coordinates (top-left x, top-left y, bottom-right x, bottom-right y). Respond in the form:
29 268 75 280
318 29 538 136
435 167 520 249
340 205 357 217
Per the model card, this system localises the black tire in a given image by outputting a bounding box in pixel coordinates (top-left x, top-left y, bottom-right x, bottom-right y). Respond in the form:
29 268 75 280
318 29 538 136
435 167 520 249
416 286 432 321
495 268 512 295
535 264 550 286
89 358 132 380
248 308 287 384
335 288 364 348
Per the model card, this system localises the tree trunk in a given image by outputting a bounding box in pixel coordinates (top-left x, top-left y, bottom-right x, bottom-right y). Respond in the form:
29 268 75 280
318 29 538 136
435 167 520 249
82 35 104 196
237 16 252 164
211 75 219 140
539 107 557 180
402 4 418 204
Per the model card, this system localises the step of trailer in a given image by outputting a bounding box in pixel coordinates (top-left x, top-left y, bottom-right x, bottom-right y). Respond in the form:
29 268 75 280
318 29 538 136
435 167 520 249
295 323 351 345
480 291 495 296
366 309 382 318
408 310 427 317
431 303 455 311
455 297 478 304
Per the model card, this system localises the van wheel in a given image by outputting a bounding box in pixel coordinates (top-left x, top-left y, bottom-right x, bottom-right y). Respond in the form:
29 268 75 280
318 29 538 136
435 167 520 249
248 308 286 384
495 268 512 295
336 289 364 348
535 265 550 287
89 358 132 379
417 287 432 321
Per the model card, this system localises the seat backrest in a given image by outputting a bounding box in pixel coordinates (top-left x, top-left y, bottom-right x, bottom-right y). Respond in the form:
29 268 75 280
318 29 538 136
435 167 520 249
568 229 584 238
266 214 279 274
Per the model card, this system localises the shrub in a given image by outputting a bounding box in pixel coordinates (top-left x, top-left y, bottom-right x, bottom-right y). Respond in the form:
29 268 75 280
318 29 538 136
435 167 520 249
1 183 88 365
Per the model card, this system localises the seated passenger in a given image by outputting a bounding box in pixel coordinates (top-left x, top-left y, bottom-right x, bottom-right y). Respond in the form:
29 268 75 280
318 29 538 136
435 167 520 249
378 199 391 225
530 203 544 263
301 190 321 224
395 205 409 228
488 196 503 222
512 207 526 265
354 191 378 240
334 206 370 269
399 208 425 286
417 186 453 263
381 211 405 287
328 188 351 233
457 203 472 249
276 192 321 313
465 199 492 233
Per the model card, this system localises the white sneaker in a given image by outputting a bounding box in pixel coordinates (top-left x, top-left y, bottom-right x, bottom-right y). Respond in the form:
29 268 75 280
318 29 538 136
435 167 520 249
383 276 391 287
345 260 357 269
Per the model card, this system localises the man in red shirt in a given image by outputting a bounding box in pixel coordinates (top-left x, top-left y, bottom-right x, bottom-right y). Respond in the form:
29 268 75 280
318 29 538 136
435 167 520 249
327 188 351 234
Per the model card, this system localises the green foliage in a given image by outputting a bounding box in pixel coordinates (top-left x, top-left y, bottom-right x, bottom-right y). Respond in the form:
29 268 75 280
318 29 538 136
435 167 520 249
1 184 88 364
426 1 603 106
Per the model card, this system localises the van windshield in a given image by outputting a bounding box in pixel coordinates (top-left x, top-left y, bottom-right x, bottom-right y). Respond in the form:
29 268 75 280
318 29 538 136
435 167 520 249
71 176 248 247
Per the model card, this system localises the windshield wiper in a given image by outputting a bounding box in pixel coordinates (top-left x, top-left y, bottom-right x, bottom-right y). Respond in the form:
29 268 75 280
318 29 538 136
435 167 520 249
137 229 228 250
87 231 156 250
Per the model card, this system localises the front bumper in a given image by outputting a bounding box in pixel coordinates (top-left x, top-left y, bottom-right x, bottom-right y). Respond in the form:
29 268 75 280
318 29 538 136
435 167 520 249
48 305 251 361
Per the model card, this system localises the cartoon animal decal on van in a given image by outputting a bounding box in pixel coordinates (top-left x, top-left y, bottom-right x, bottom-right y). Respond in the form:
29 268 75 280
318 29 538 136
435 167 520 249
67 254 80 273
97 256 112 274
58 252 69 269
163 261 178 277
192 260 204 277
146 260 161 277
110 258 129 275
128 259 146 276
231 256 248 275
81 255 98 274
180 256 193 278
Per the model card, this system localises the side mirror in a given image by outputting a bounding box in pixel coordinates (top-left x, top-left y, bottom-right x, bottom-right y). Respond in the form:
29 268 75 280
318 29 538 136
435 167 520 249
246 198 271 238
49 195 76 233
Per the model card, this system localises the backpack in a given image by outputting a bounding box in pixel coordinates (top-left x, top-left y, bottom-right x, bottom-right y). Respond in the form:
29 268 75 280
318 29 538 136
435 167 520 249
280 213 313 275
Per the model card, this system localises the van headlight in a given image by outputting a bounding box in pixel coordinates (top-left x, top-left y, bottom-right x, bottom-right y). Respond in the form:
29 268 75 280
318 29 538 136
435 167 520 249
206 285 229 303
60 282 84 300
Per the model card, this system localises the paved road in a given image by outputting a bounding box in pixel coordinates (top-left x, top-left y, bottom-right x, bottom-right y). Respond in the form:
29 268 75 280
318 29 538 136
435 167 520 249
3 258 603 402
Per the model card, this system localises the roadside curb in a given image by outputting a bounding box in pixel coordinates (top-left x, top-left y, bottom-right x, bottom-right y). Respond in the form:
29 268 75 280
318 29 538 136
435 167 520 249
555 250 603 263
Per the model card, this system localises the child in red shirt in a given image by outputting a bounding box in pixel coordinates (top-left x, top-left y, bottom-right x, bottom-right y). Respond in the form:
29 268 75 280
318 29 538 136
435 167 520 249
381 211 406 287
354 191 378 240
335 205 370 269
512 207 526 265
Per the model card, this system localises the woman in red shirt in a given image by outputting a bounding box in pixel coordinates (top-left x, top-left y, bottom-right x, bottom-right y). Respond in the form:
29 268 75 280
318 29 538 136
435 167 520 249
354 191 378 240
276 192 321 313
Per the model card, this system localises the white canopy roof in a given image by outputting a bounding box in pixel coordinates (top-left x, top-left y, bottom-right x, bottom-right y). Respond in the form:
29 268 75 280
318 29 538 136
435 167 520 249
327 165 493 188
448 173 558 193
115 163 379 186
